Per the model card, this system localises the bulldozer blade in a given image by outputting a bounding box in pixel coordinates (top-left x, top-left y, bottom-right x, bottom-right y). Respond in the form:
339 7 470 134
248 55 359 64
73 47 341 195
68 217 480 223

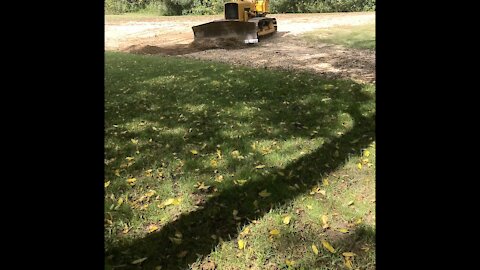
192 21 258 43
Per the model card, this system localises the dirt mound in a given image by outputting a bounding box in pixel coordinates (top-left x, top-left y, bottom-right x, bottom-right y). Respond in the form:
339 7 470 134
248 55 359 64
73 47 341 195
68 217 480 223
125 37 249 56
191 37 249 50
125 44 195 55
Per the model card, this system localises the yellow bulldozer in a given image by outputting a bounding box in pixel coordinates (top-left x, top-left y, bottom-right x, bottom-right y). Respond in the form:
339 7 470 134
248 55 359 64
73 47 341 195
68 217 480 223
192 0 277 44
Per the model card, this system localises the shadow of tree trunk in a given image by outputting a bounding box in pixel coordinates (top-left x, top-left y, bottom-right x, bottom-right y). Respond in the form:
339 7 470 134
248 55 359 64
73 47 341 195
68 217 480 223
106 107 374 269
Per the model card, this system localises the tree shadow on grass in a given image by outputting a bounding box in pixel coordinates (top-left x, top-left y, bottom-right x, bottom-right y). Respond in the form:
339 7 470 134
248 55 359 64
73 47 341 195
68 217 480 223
106 117 374 269
104 53 375 269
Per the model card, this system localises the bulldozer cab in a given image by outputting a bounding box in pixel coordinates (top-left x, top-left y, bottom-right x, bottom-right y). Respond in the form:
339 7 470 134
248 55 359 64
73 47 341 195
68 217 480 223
224 1 255 22
225 3 240 20
224 0 269 21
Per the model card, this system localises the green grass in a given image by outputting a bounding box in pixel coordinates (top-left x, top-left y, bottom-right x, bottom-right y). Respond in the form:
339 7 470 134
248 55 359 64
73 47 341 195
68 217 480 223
302 23 375 50
105 52 375 269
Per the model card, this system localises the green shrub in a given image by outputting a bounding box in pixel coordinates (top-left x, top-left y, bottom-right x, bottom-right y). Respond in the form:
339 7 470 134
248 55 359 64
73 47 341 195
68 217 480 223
142 1 168 14
187 0 226 15
270 0 375 13
105 0 139 14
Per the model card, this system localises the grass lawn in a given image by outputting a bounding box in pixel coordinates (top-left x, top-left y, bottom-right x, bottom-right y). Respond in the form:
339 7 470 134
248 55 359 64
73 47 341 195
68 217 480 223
105 52 375 269
302 23 375 50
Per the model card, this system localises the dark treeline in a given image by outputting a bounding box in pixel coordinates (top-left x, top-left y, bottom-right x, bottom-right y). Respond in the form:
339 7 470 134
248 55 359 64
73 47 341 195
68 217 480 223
106 0 375 15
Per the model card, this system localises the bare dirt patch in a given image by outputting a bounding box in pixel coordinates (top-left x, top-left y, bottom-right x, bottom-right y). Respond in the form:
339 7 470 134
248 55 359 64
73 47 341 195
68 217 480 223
126 37 250 55
105 12 375 83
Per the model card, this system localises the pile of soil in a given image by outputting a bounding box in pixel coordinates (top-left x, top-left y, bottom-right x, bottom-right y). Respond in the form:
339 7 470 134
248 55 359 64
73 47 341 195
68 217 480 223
125 37 249 56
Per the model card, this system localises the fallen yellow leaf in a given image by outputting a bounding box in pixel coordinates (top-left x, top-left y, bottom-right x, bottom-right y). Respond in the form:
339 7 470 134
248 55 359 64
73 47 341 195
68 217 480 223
210 159 218 167
169 237 182 245
216 149 222 159
234 179 248 186
160 198 175 208
283 216 291 225
311 244 319 255
255 164 266 169
190 149 198 155
127 178 137 185
172 197 182 205
342 252 356 257
321 240 336 253
322 178 329 186
131 257 147 264
145 190 156 197
122 224 129 234
104 181 110 188
196 182 210 190
269 229 280 236
344 258 353 269
148 225 159 233
238 239 245 250
285 259 295 266
321 215 329 229
311 187 326 195
258 189 271 197
347 200 354 206
240 226 250 237
114 169 121 177
215 175 224 182
117 197 124 207
125 157 134 161
337 228 349 233
306 205 313 210
131 139 139 144
361 245 370 252
363 150 370 157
